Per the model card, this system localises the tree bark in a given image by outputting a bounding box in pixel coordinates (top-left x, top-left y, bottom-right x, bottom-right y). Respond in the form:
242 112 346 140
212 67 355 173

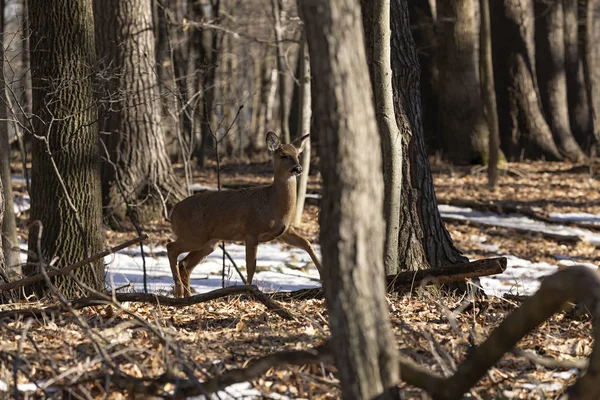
582 0 600 150
490 0 563 161
391 0 467 271
271 0 290 144
299 0 399 398
361 0 402 273
437 0 489 164
480 0 500 187
535 0 585 161
0 175 15 303
293 32 311 226
563 0 593 150
94 0 186 227
0 0 19 275
26 0 105 297
21 0 32 123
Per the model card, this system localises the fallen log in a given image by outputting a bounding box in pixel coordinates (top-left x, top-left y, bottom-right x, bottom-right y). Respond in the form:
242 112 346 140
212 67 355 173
272 257 507 301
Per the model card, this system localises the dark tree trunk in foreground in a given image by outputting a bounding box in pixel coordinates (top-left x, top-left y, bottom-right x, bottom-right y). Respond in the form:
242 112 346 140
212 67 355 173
437 0 489 164
563 0 593 149
391 0 467 271
582 0 600 150
299 0 399 398
491 0 563 161
535 0 585 161
94 0 186 226
26 0 105 297
361 0 402 273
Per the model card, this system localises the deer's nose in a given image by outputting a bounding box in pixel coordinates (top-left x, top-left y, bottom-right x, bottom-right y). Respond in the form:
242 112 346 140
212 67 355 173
292 165 303 175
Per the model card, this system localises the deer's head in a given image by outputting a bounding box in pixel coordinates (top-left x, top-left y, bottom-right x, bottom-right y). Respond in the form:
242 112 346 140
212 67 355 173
267 131 310 178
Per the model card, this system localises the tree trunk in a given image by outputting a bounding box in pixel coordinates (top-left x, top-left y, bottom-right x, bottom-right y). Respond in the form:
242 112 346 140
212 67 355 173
299 0 399 398
26 0 105 297
480 0 500 187
154 0 181 162
391 0 467 271
21 0 32 122
293 32 311 226
437 0 489 164
535 0 585 161
582 0 600 150
361 0 402 273
94 0 186 227
491 0 563 161
563 0 593 150
271 0 290 144
0 175 16 303
0 0 19 276
407 0 442 153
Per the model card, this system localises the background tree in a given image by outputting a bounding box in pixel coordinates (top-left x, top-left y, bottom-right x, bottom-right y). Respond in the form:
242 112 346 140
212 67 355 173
535 0 585 161
94 0 186 226
0 0 19 275
390 0 467 272
299 0 399 397
25 0 105 296
491 0 563 161
437 0 489 164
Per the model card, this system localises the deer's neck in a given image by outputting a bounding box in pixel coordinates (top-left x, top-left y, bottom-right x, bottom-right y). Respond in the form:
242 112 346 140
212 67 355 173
271 175 297 221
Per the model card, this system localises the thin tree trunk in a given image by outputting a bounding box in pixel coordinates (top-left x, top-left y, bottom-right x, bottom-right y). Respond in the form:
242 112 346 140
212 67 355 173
437 0 489 164
271 0 290 143
535 0 585 161
0 175 16 303
563 0 593 149
94 0 186 226
299 0 399 398
0 0 19 276
21 0 31 121
391 0 467 271
361 0 402 274
480 0 500 187
26 0 105 297
293 32 311 226
491 0 563 161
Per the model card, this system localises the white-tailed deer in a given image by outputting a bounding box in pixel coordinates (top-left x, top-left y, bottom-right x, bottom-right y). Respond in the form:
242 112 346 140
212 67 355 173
167 131 323 297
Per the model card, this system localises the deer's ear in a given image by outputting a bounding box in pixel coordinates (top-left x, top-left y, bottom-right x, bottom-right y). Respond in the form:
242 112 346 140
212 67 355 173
292 134 310 152
266 131 281 152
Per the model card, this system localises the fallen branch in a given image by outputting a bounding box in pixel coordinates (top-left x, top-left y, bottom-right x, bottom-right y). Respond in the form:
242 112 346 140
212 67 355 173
387 257 507 290
0 285 295 321
0 235 149 293
272 258 507 301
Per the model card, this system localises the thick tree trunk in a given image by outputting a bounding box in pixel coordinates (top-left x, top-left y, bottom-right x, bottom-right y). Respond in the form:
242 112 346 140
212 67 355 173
563 0 593 149
299 0 399 398
480 0 500 187
535 0 585 161
407 0 441 152
293 33 311 226
94 0 186 227
361 0 402 273
391 0 467 271
437 0 489 164
491 0 563 161
26 0 105 297
582 0 600 150
0 0 19 275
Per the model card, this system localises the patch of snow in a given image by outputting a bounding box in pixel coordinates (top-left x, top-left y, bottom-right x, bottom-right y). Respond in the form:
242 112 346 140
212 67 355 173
549 212 600 225
13 195 30 214
520 381 564 392
188 382 264 400
552 369 579 380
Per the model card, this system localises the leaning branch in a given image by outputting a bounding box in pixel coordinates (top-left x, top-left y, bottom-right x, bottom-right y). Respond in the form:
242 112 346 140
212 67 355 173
0 235 148 293
0 285 295 321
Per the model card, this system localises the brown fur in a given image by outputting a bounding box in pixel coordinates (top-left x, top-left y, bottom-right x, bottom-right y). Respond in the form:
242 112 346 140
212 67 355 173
168 132 323 297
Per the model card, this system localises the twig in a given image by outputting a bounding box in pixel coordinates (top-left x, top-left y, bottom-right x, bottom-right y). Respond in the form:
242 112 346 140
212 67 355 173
0 285 295 321
0 235 148 293
512 349 588 370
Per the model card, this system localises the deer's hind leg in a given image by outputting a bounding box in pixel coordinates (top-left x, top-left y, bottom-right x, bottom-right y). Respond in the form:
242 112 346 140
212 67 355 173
278 229 323 278
179 240 218 297
167 240 190 298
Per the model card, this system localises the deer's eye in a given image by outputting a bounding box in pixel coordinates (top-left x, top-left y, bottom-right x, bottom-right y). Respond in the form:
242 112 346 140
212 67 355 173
280 155 288 159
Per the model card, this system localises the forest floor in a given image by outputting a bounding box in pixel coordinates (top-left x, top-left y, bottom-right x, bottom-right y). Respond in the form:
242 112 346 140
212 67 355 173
1 159 599 399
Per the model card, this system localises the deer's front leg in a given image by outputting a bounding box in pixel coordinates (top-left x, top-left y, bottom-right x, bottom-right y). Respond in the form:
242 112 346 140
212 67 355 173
245 236 259 285
279 228 323 279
